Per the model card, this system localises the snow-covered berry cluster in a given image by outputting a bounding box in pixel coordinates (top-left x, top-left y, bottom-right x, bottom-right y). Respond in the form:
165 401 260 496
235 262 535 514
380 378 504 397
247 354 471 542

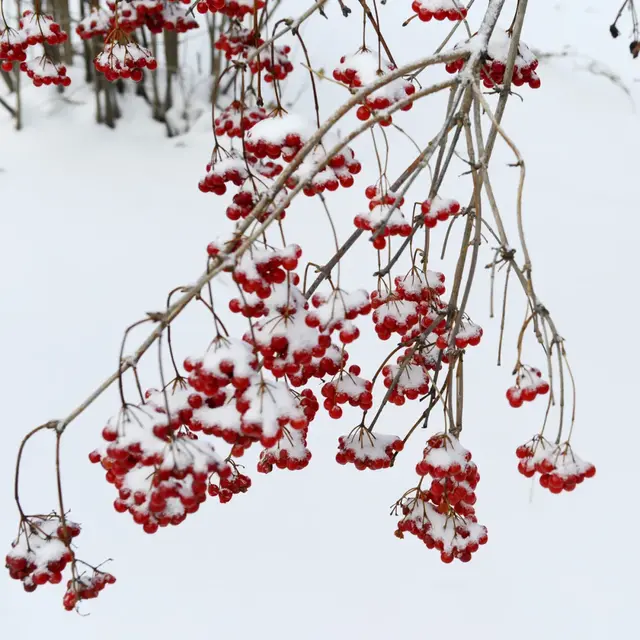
506 365 550 407
248 44 294 83
94 42 157 82
197 0 265 19
0 27 27 71
420 196 462 228
19 10 68 47
5 516 79 592
333 50 416 125
63 570 116 611
446 29 540 89
516 436 595 493
198 155 248 194
20 57 70 87
215 100 268 138
394 434 487 563
411 0 468 22
336 427 404 469
321 365 373 419
76 8 112 40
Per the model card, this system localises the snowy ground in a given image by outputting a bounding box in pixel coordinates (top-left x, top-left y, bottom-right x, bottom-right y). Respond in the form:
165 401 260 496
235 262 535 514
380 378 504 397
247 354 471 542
1 2 638 638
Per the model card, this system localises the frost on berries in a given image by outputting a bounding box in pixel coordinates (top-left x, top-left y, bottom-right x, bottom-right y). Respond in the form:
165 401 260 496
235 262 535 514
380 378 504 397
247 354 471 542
394 434 488 563
516 436 596 493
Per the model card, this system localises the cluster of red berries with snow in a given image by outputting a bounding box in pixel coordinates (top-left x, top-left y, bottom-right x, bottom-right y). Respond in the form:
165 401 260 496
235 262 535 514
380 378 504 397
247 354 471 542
197 0 264 19
90 401 228 533
321 365 373 419
420 196 462 229
286 144 362 196
19 10 68 46
394 434 487 563
355 187 412 249
434 318 483 350
94 42 157 82
506 365 550 407
215 101 267 138
446 29 541 89
334 50 416 125
76 8 111 40
516 436 596 493
5 516 79 592
411 0 468 22
336 427 404 469
198 155 248 194
20 56 70 86
63 570 116 611
0 27 27 71
248 43 294 83
382 359 430 404
244 113 311 161
307 288 371 342
258 425 312 473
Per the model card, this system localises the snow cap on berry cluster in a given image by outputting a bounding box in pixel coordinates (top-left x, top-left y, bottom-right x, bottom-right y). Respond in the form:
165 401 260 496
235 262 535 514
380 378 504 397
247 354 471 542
336 428 403 470
76 8 112 40
258 427 311 473
411 0 468 22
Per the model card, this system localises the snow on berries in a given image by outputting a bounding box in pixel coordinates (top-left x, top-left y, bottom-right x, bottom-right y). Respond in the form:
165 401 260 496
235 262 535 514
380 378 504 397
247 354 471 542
161 5 200 33
321 365 374 419
371 290 420 338
307 288 371 337
245 113 313 161
506 365 550 408
394 268 446 302
236 378 310 447
420 196 461 228
516 436 596 493
0 26 27 71
76 8 112 40
6 515 79 592
63 569 116 611
19 10 68 47
90 406 228 532
446 29 541 89
94 41 157 82
20 57 70 87
198 155 249 194
248 43 294 83
197 0 265 19
215 100 268 138
333 49 416 125
336 427 403 470
232 244 301 295
382 361 430 404
411 0 468 23
435 317 483 350
394 433 487 563
286 144 362 196
258 426 312 473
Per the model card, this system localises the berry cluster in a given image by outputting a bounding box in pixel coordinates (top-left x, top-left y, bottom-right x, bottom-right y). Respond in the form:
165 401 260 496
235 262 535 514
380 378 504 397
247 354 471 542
94 42 157 82
434 318 483 350
197 0 265 19
394 268 446 302
336 427 404 469
19 10 68 46
6 516 79 592
333 50 415 125
20 57 70 87
0 28 27 71
215 100 268 138
76 8 112 40
394 434 487 563
286 144 362 196
516 436 595 493
371 290 421 338
307 288 371 340
506 365 550 407
208 465 252 503
244 113 312 161
198 156 249 194
446 29 540 89
420 196 461 228
248 44 294 83
258 426 312 473
63 570 116 611
411 1 468 22
382 361 430 404
90 405 228 533
214 25 259 59
321 366 373 419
